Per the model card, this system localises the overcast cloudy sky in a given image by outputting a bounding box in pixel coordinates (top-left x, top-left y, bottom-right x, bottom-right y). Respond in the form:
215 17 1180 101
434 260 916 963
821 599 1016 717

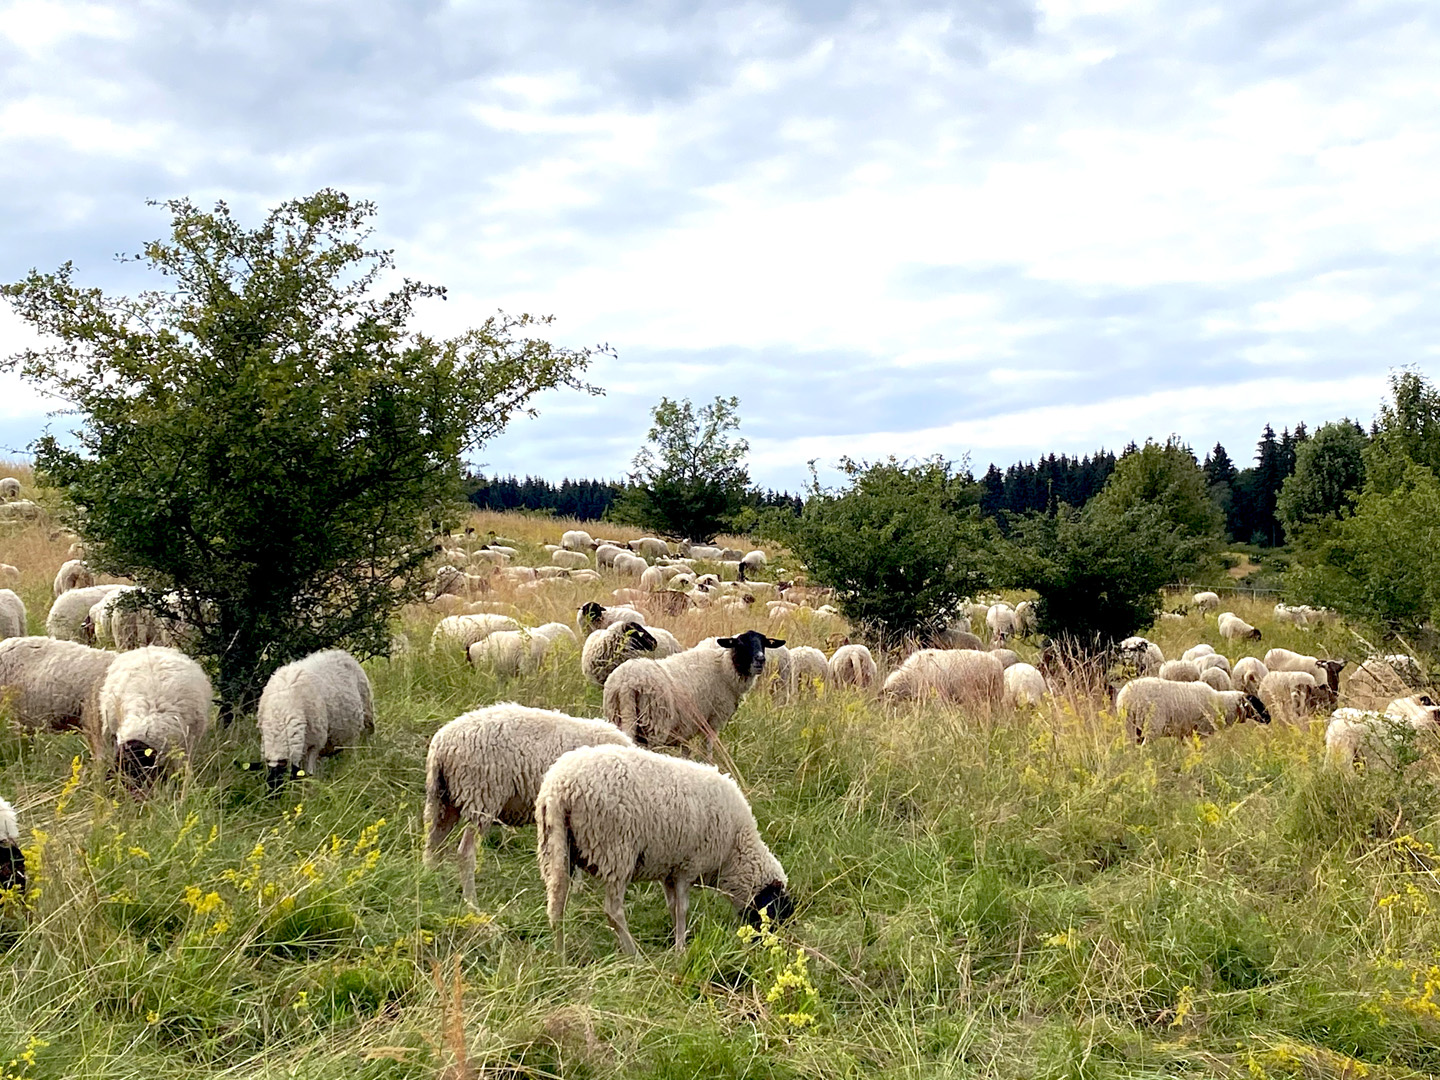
2 0 1436 489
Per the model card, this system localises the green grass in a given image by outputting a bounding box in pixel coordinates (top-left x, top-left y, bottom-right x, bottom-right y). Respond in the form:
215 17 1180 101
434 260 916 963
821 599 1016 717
2 503 1439 1077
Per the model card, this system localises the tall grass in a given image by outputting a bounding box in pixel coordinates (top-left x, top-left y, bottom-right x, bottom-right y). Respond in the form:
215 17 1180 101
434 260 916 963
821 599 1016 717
1 508 1438 1078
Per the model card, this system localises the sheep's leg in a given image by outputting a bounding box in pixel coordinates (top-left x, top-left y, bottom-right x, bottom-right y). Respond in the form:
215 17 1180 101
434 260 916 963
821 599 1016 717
302 746 320 778
548 872 570 960
457 824 480 909
603 880 638 955
670 878 691 950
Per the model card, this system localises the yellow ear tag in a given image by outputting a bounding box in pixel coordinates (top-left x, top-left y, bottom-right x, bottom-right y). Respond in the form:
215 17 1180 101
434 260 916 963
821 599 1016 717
144 748 154 757
296 770 306 777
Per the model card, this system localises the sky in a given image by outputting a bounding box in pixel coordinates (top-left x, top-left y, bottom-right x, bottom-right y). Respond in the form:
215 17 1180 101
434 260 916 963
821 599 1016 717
2 0 1437 491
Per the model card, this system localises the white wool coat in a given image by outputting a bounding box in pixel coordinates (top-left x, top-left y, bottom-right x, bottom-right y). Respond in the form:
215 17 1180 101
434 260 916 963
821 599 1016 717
537 743 788 954
1218 612 1261 641
0 635 115 732
602 638 763 749
1231 657 1268 695
0 589 25 640
52 559 95 598
258 649 374 775
429 613 521 654
1002 663 1048 708
1159 660 1202 682
788 645 829 694
1116 677 1257 741
828 644 877 690
1119 637 1165 677
95 645 212 771
581 620 660 686
882 648 1004 708
46 584 127 643
423 704 632 906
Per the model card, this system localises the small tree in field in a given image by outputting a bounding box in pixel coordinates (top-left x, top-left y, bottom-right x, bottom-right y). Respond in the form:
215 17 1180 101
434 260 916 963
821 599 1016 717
782 456 993 643
612 395 749 541
2 190 602 713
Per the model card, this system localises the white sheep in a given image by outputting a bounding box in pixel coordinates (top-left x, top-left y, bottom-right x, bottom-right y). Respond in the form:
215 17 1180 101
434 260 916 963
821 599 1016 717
257 649 374 790
1118 637 1165 677
552 550 589 570
0 477 19 501
1115 677 1270 741
46 584 126 643
94 646 212 785
422 703 632 907
1159 660 1202 682
882 649 1004 708
1231 657 1268 695
1003 663 1048 707
86 587 168 652
468 623 577 676
1199 667 1234 692
986 603 1016 643
990 648 1021 670
1263 649 1346 693
0 565 19 586
0 795 24 898
0 501 41 522
1257 670 1334 721
1217 612 1262 641
629 537 669 559
429 613 521 655
1325 697 1440 771
0 589 24 640
0 636 116 732
679 541 725 560
603 631 783 754
1193 591 1221 613
595 544 625 569
739 550 767 577
52 559 95 597
1195 654 1231 674
828 644 877 690
1013 600 1037 637
537 743 793 955
612 552 649 577
561 530 596 551
581 620 662 686
1181 644 1215 662
788 645 829 695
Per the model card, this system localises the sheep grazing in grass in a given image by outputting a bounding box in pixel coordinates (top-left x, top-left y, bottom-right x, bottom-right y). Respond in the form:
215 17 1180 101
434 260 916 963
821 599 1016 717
603 631 784 754
1324 698 1440 771
1217 612 1261 642
1231 657 1268 695
787 645 829 695
829 644 877 690
1195 654 1231 674
1115 677 1270 742
0 636 115 732
0 590 24 641
1199 667 1234 692
0 797 24 899
257 650 374 791
1181 644 1215 662
0 565 18 587
537 743 793 956
552 549 589 570
1263 649 1346 693
929 626 984 650
468 623 578 676
1013 600 1037 637
46 584 127 643
0 478 19 501
93 646 212 786
1118 637 1164 677
612 552 649 577
429 613 521 655
423 703 633 907
883 649 1004 708
560 530 596 552
629 537 669 559
986 604 1016 644
577 603 647 634
1193 591 1221 613
582 621 661 686
1003 663 1048 707
739 550 767 578
0 501 41 522
1257 670 1335 721
1159 660 1202 682
52 559 95 597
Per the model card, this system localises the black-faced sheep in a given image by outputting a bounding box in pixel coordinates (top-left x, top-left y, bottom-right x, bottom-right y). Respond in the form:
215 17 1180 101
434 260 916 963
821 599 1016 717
1115 677 1270 742
257 649 374 791
92 646 212 786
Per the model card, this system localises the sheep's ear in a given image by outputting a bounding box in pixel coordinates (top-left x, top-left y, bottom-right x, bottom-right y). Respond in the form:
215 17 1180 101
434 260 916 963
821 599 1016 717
765 637 786 649
715 637 736 648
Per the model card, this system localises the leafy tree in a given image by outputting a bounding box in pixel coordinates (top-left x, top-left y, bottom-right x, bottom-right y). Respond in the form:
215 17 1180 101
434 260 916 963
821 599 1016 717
781 457 993 642
1275 420 1367 543
1087 436 1222 578
2 190 601 713
1000 502 1175 646
611 395 750 541
1365 369 1440 495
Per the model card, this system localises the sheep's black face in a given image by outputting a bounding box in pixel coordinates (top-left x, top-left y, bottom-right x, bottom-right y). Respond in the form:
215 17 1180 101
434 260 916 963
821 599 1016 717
0 841 26 897
623 623 658 652
1318 659 1346 690
1244 695 1272 725
745 881 796 928
265 762 303 794
578 602 605 631
117 739 164 787
717 631 785 678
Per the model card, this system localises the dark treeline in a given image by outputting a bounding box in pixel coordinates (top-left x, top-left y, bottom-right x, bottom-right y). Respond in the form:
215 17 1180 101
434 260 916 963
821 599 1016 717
1205 422 1314 547
979 451 1119 523
463 473 802 522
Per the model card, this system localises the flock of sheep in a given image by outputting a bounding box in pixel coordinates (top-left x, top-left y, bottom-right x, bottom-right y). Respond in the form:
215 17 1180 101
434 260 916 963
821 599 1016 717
2 489 1439 953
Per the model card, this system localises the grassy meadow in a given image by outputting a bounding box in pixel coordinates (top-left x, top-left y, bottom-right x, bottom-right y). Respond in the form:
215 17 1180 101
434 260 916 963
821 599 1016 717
2 473 1439 1078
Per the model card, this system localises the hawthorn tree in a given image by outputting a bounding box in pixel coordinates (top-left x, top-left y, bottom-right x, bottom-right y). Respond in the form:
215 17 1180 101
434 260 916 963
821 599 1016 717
3 190 603 713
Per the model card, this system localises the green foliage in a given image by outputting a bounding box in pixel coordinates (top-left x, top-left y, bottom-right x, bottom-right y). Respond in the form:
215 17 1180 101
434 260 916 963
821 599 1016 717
781 456 992 641
2 191 601 710
1275 420 1367 543
1000 502 1176 646
611 395 750 541
1088 436 1222 578
1365 369 1440 495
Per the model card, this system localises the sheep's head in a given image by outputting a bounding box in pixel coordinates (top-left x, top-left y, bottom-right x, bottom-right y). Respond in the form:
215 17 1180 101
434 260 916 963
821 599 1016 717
266 761 305 794
744 880 796 928
117 739 166 789
1317 658 1347 690
577 602 605 632
621 622 658 653
717 630 785 677
0 840 25 897
1241 695 1272 725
